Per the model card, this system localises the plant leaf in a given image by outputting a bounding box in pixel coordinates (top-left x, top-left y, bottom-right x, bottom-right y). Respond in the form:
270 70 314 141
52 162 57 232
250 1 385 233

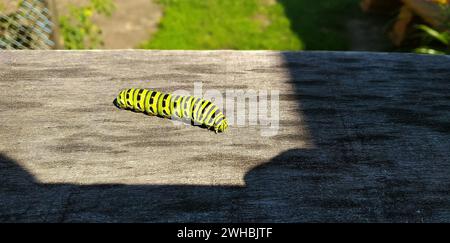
417 24 449 45
413 47 446 55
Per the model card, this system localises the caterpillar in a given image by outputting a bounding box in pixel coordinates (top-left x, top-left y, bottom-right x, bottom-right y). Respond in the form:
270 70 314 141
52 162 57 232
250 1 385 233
114 88 228 133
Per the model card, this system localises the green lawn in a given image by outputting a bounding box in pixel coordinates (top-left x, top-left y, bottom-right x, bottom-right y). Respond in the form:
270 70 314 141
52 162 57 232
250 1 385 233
141 0 360 50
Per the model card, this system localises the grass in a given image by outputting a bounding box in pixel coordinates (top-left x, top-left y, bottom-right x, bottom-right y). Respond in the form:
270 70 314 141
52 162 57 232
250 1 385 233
141 0 361 50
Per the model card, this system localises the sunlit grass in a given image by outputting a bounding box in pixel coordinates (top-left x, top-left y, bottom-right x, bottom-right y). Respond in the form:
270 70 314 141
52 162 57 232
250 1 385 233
141 0 360 50
141 0 302 50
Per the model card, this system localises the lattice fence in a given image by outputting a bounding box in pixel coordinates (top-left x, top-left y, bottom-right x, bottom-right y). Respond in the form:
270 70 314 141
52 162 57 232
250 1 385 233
0 0 54 49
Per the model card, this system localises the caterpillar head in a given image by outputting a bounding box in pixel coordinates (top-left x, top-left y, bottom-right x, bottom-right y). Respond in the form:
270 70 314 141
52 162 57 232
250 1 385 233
114 90 128 109
214 118 228 133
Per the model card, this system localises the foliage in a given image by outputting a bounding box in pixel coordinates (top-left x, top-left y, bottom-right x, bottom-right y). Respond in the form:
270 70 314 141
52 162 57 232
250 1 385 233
414 24 450 54
59 0 115 49
414 3 450 55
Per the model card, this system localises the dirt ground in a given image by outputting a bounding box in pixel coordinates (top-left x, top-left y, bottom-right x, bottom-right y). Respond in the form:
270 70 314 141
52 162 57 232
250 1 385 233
53 0 162 49
1 0 162 49
0 1 16 13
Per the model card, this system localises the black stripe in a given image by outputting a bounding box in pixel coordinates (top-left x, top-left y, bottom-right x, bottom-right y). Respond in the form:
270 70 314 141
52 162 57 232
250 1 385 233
183 97 190 112
185 97 192 117
206 111 216 124
173 96 179 109
202 103 216 122
149 91 157 106
181 96 190 118
143 90 151 113
162 94 169 107
190 97 199 110
164 95 171 116
173 96 181 117
193 100 205 120
191 98 202 120
127 89 134 107
136 89 144 110
137 89 144 101
130 89 138 108
196 100 210 122
215 116 224 125
149 92 159 113
157 93 165 113
126 89 132 106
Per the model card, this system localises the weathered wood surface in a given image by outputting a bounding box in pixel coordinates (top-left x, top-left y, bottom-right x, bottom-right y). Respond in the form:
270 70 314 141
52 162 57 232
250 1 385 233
1 50 450 222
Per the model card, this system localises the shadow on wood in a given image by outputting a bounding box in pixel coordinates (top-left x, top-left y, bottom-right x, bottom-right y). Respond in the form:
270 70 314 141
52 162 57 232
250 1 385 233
279 51 450 222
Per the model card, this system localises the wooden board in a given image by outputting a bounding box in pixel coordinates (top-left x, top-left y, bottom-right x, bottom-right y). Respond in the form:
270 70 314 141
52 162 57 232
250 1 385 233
1 50 450 222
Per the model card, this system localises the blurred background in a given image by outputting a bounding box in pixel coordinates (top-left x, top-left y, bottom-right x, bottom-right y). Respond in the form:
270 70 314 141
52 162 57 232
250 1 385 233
0 0 449 54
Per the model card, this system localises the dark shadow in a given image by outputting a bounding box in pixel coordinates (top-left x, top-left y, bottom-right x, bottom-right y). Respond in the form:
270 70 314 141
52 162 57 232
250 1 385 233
277 0 395 51
2 52 450 222
2 150 366 223
277 0 362 50
276 51 450 222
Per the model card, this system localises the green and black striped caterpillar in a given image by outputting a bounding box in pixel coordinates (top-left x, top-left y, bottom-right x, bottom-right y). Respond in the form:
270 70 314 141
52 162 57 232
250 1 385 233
114 88 228 133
